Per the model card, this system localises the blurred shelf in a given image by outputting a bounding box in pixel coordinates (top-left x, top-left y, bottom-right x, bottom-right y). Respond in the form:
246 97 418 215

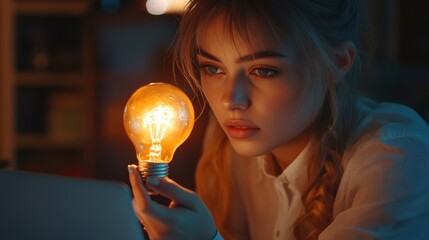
15 0 92 15
16 134 83 150
0 0 96 177
16 71 84 88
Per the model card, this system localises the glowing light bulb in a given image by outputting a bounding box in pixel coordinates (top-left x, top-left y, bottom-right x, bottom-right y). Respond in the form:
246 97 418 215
123 82 194 179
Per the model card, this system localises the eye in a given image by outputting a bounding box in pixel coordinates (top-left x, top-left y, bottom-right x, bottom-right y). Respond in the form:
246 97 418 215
199 64 224 76
251 68 278 78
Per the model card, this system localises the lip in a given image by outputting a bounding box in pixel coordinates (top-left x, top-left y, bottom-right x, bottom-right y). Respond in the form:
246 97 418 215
224 119 260 139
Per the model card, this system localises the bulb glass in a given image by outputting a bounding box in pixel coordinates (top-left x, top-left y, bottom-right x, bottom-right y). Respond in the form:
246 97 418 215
124 82 194 176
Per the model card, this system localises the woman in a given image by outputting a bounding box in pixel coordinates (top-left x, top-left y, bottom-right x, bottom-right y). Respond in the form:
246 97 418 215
128 0 429 239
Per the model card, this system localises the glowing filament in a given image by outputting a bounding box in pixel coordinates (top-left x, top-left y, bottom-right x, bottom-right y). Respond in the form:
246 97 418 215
144 105 174 162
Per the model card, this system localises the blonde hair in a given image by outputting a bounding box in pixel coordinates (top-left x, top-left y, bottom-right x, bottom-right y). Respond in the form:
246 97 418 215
171 0 372 239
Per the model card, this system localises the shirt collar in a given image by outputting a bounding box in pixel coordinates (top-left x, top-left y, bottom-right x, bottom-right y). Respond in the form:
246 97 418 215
256 140 312 190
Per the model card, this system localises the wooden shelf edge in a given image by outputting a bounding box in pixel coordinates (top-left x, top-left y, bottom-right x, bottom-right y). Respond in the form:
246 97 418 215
16 134 84 150
15 71 84 88
15 1 92 15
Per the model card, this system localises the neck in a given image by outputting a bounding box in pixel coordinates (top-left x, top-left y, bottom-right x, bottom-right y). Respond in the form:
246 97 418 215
270 122 315 173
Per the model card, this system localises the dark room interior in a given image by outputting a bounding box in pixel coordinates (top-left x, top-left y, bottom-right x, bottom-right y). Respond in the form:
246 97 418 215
1 0 428 190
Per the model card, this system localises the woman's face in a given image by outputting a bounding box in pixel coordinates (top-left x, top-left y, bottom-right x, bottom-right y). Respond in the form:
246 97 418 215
197 15 326 158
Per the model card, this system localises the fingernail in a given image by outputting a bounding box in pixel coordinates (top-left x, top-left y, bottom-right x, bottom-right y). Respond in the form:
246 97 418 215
146 178 160 186
128 165 137 180
127 165 133 175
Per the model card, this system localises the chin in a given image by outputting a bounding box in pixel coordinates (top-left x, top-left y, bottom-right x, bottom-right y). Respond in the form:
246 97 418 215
229 140 271 158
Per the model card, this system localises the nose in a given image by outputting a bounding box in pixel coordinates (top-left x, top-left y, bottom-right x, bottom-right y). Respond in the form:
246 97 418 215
221 71 250 111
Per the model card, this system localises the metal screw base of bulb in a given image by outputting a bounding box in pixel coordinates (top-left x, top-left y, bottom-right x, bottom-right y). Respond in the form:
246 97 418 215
139 162 169 179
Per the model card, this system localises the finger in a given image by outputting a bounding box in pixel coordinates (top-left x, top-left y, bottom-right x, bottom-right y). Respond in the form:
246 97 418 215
127 164 153 212
145 177 200 210
128 165 171 218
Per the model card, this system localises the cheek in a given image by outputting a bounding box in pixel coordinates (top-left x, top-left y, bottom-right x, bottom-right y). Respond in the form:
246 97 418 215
263 95 297 128
201 80 221 110
201 80 213 99
297 77 327 121
260 78 303 113
282 83 326 133
262 78 325 138
254 88 299 136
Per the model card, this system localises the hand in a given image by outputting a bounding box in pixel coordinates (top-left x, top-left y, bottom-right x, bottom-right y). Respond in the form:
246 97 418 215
128 164 218 240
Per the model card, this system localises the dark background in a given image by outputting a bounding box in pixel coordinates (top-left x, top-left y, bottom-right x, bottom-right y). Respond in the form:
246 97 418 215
4 0 429 190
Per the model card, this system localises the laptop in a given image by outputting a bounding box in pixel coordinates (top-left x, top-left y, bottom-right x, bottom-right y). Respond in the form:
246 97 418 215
0 169 145 240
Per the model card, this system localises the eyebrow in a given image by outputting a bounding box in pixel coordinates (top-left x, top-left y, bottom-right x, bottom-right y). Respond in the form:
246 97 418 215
197 48 288 64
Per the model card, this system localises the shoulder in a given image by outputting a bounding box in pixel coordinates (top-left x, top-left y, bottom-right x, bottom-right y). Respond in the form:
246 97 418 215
327 98 429 238
353 96 429 142
339 97 429 204
348 97 429 161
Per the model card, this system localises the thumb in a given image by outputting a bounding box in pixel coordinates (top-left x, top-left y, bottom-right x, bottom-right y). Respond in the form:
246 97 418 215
146 177 200 210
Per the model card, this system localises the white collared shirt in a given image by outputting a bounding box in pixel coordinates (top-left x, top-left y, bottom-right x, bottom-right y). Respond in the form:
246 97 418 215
227 97 429 239
231 142 310 240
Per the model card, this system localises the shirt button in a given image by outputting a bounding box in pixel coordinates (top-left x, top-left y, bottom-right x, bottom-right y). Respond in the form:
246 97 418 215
276 230 280 238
